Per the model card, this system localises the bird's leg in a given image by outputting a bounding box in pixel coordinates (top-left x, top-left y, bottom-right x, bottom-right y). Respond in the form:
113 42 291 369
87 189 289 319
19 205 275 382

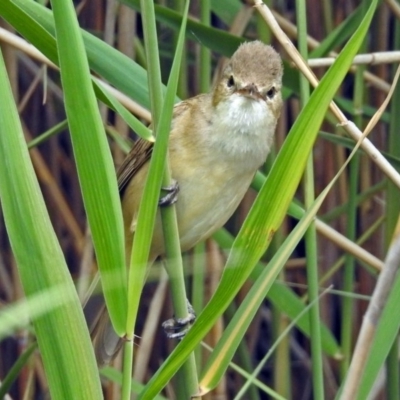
159 179 180 207
162 300 196 339
159 180 191 339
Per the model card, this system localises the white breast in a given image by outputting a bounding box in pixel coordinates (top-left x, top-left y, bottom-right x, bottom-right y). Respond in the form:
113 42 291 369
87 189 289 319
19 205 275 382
209 94 276 171
174 95 276 250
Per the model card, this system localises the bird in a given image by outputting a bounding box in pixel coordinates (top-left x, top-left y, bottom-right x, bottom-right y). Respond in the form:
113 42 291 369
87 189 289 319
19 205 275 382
92 40 283 365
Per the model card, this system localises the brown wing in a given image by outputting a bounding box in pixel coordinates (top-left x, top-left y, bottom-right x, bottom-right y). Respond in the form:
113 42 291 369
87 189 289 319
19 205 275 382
117 97 196 196
117 138 153 196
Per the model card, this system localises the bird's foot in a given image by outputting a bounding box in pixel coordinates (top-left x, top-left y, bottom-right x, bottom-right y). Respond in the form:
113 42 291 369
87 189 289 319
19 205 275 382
162 301 196 339
159 180 180 207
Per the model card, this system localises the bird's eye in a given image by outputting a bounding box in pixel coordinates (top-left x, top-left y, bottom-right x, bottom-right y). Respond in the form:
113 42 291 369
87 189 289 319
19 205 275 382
266 87 276 99
227 75 235 88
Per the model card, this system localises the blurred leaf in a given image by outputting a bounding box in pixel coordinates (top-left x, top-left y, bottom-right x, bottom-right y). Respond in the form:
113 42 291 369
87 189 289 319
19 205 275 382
310 5 364 58
210 0 242 25
0 46 102 400
335 96 390 122
319 131 400 171
0 283 80 340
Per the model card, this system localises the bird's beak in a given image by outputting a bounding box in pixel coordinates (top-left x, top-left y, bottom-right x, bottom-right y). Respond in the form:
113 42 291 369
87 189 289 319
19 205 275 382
237 83 262 100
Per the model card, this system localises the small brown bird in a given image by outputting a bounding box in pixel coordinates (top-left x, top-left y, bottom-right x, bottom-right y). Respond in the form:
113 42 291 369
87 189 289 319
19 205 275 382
93 41 283 365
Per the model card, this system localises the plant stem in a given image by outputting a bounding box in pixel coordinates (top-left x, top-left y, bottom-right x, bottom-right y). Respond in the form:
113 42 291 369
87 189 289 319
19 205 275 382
199 0 211 94
385 11 400 400
138 0 198 397
121 338 134 400
340 41 364 378
296 0 324 398
160 174 199 397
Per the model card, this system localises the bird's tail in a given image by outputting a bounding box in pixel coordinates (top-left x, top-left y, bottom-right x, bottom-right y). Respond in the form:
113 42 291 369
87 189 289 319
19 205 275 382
91 305 123 366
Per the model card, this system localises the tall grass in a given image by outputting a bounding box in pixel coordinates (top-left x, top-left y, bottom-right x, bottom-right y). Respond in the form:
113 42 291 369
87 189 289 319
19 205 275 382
0 0 399 399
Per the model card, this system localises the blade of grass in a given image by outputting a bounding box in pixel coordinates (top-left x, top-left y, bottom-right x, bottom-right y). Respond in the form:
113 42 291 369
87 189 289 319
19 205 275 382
213 229 341 358
50 0 127 333
123 1 196 398
234 287 333 400
0 343 36 399
27 119 68 148
200 171 341 393
309 5 364 58
93 80 153 142
202 341 286 400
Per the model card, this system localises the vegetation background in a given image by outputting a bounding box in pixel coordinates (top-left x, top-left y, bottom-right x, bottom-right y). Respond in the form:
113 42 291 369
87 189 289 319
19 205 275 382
0 0 399 399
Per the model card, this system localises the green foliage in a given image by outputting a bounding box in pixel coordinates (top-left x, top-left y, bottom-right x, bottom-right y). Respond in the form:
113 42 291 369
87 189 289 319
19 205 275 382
0 0 399 399
0 42 102 400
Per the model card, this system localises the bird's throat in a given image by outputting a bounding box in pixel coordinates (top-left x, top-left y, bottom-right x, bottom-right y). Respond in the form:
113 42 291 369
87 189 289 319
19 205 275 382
210 94 276 169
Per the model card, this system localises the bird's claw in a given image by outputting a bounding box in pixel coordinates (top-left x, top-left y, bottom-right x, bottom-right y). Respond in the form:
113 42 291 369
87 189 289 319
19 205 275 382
162 302 196 339
159 180 180 207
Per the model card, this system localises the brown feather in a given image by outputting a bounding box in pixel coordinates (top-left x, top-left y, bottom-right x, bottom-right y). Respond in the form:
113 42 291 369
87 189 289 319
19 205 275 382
116 97 194 196
117 138 153 196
